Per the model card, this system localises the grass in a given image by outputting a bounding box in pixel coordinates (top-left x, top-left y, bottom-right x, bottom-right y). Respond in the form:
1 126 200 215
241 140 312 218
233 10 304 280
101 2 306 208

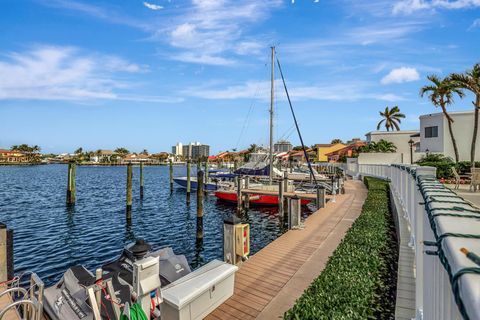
284 177 398 320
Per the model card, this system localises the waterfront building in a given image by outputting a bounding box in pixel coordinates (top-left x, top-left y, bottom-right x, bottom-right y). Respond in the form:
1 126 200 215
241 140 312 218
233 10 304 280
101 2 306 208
365 130 420 155
325 141 366 162
91 150 115 163
316 143 346 162
274 140 292 153
180 142 210 160
0 149 26 163
419 110 480 161
172 142 183 156
122 153 157 164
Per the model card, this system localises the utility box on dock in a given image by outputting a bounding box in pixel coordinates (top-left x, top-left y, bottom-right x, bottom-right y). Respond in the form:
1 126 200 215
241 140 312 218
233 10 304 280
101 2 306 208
161 260 238 320
235 224 250 258
223 216 250 265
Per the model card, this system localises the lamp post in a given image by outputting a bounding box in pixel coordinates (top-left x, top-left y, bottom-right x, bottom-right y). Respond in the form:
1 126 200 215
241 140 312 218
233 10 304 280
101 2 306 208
426 148 430 157
408 139 414 164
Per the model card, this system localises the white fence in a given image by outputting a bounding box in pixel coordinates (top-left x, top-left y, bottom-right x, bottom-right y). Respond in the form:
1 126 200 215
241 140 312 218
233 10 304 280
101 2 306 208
343 161 480 320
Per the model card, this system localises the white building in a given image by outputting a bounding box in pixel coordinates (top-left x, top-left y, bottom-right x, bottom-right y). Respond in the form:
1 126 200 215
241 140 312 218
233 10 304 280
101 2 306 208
365 130 420 155
171 142 183 156
419 110 480 161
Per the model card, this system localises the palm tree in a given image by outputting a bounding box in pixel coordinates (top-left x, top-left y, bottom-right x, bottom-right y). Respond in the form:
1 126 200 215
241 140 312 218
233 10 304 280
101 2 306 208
376 106 405 131
420 75 464 163
450 63 480 168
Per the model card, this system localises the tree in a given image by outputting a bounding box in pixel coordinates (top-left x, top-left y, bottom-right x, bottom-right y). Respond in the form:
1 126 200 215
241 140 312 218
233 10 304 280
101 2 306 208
247 144 258 153
359 140 397 153
292 146 303 151
449 63 480 168
420 75 464 163
114 147 129 157
140 149 149 155
376 106 405 131
331 139 343 144
74 147 83 155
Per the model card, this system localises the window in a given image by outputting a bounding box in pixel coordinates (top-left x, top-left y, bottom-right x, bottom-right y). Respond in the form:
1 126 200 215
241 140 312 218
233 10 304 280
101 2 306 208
425 126 438 138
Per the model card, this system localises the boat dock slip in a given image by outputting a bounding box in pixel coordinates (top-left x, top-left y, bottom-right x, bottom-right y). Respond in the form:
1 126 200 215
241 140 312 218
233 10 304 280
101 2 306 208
205 180 367 320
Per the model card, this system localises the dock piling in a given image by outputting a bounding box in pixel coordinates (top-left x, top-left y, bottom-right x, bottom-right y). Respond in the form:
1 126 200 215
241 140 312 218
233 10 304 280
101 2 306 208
126 163 133 217
197 170 204 240
243 177 250 210
317 186 326 210
278 180 284 217
204 160 209 194
66 161 76 205
236 176 243 214
186 160 191 204
0 223 13 282
140 162 144 199
169 159 173 193
288 196 301 229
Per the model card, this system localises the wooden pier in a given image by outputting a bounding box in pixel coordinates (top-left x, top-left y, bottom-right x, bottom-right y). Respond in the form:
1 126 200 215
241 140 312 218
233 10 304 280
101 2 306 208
206 180 367 319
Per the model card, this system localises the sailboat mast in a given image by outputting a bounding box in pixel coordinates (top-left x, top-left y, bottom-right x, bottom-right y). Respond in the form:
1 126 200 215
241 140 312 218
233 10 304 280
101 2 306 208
269 46 275 184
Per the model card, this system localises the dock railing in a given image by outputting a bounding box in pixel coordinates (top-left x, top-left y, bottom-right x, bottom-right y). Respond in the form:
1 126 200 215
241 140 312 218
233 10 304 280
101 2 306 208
343 160 480 320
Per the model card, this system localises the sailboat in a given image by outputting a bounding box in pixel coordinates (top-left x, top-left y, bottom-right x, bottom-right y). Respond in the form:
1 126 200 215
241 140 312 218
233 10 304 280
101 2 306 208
214 47 314 206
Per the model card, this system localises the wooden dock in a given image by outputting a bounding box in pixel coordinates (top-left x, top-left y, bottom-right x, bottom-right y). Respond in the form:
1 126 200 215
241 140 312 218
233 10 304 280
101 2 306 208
206 180 367 319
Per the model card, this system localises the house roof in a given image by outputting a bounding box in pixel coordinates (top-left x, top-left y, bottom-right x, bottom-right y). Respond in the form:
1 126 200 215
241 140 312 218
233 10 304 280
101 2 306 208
365 130 419 136
325 142 366 156
99 150 114 155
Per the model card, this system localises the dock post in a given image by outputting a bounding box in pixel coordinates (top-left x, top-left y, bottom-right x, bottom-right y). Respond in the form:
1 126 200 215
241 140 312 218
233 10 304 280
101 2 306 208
316 186 326 210
95 268 102 310
244 177 250 210
169 159 173 193
126 163 133 217
236 176 242 214
140 162 144 199
66 161 76 205
288 196 301 229
186 160 191 204
0 223 13 282
197 170 204 240
204 160 209 194
278 180 284 217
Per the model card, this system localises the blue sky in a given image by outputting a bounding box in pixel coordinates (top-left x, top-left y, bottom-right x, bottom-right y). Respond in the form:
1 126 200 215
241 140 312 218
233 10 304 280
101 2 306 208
0 0 479 154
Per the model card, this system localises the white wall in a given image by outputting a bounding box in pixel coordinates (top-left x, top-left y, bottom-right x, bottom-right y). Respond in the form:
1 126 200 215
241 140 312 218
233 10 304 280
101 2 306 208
365 130 419 155
420 111 480 161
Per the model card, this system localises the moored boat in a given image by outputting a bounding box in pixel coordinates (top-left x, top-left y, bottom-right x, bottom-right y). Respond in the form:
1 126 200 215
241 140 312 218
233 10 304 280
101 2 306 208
214 189 311 206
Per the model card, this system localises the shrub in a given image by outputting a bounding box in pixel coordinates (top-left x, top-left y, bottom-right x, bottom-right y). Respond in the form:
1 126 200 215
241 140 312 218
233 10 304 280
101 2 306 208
415 154 454 179
284 178 398 319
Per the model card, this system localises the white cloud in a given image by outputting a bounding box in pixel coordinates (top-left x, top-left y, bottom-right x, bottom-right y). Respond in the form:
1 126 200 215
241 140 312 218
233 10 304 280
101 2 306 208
381 67 420 84
0 46 180 103
143 2 163 10
393 0 480 14
156 0 283 65
181 79 405 102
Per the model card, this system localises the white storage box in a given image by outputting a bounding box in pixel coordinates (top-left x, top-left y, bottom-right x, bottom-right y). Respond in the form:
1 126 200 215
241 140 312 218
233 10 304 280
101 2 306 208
161 260 238 320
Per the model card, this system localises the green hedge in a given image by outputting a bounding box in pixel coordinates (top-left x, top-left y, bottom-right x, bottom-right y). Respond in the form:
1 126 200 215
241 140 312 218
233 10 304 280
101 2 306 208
284 178 398 319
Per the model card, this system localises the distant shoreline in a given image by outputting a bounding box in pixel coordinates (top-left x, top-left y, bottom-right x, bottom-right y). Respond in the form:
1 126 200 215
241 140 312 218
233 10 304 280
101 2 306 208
0 162 186 166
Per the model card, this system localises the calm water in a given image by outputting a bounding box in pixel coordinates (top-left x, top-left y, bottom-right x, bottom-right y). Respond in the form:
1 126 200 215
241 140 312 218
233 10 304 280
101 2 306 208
0 164 311 286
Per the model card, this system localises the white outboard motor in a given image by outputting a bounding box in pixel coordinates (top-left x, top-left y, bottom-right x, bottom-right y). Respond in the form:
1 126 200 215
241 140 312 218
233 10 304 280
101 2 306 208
133 256 162 318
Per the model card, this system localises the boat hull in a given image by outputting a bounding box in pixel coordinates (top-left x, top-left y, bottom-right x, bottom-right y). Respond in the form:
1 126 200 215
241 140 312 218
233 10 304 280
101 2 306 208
214 191 311 206
173 177 218 191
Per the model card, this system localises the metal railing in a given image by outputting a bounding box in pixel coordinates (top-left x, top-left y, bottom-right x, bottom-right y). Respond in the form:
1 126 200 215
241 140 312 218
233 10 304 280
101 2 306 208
344 162 480 320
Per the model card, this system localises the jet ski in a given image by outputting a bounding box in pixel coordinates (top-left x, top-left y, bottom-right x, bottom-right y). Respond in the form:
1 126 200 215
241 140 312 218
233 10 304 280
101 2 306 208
43 239 191 320
43 265 131 320
102 239 191 286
